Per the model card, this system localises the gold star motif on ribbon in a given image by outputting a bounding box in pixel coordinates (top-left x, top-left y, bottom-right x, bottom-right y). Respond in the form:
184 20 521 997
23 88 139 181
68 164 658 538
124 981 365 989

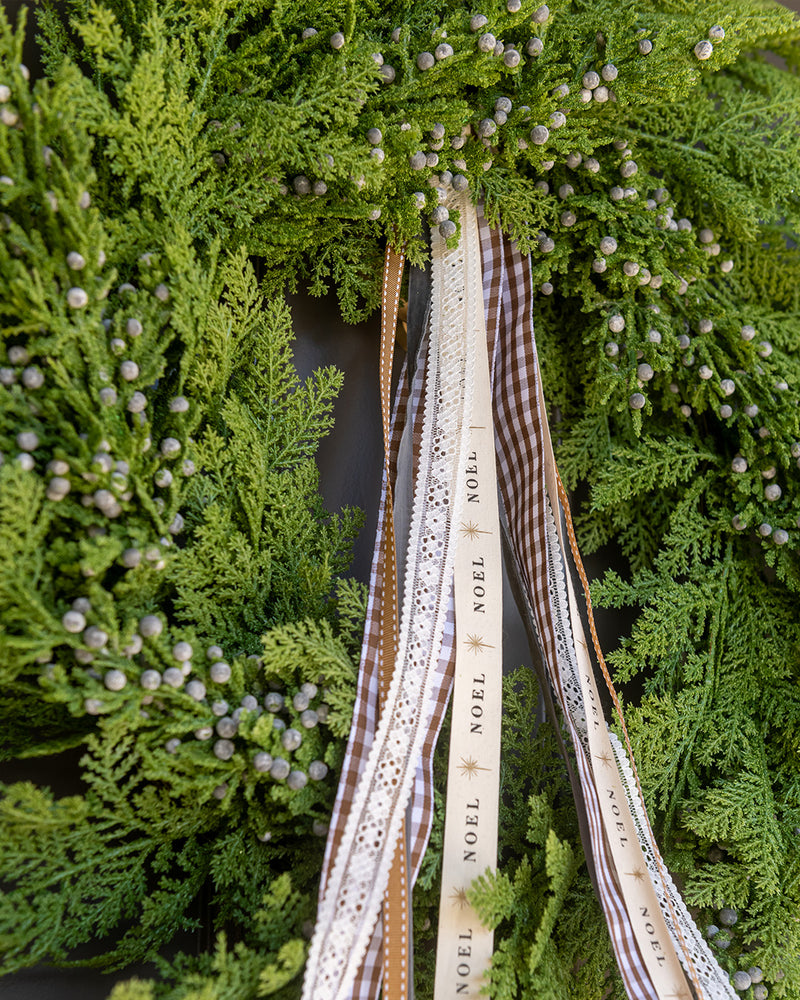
449 886 469 909
626 868 647 882
465 633 493 654
458 756 490 779
460 520 490 540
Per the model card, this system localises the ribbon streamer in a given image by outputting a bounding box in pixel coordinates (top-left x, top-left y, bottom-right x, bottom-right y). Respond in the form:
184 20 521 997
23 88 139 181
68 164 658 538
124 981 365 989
309 203 735 1000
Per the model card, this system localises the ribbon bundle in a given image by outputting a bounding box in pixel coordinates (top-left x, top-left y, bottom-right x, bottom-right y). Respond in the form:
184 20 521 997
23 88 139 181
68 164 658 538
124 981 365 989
303 196 735 1000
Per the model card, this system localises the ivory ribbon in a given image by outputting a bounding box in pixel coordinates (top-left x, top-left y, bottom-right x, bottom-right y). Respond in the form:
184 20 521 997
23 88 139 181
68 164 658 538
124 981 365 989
434 228 502 999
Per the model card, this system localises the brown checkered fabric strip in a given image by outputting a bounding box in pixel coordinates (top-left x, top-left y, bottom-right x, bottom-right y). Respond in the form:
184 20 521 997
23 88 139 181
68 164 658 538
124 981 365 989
482 216 659 1000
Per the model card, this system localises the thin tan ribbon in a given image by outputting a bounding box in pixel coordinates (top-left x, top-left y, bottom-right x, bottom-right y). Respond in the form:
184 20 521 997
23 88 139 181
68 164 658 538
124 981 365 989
379 244 410 1000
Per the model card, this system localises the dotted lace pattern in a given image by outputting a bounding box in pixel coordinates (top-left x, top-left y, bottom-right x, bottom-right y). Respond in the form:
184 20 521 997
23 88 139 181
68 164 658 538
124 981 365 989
610 733 738 1000
544 494 733 1000
542 497 590 752
301 193 481 1000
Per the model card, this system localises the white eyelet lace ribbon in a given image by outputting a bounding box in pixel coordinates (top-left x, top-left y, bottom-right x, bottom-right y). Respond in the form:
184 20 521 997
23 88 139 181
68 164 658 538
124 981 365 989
302 192 481 1000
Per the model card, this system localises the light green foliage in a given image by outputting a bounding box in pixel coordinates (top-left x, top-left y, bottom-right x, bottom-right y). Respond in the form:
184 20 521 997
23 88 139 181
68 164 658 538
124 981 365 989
0 2 364 985
2 0 800 997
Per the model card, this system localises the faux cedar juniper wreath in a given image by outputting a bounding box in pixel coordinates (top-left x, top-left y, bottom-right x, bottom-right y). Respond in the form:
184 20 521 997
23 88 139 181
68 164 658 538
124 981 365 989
1 1 800 998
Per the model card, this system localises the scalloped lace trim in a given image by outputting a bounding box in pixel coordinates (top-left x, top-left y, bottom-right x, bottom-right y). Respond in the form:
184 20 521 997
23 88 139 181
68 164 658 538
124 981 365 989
302 193 481 1000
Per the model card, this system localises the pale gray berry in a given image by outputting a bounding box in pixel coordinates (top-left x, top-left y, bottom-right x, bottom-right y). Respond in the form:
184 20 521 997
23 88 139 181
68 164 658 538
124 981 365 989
270 757 291 780
531 5 549 23
470 14 488 31
550 111 566 128
694 40 713 60
265 692 284 711
623 261 640 276
601 63 617 81
309 760 329 780
282 728 303 751
163 667 184 688
216 716 238 738
773 529 789 546
592 259 607 273
593 86 609 102
417 51 435 70
300 709 319 728
85 699 104 716
185 679 207 701
637 363 654 381
84 626 108 649
210 661 231 683
764 483 782 502
22 366 44 389
608 314 625 333
380 65 396 83
629 393 646 410
720 404 733 418
409 151 426 170
731 457 748 473
732 972 751 992
366 127 382 145
62 610 86 633
719 908 737 926
526 37 543 56
639 39 653 54
478 33 496 53
67 287 89 309
214 739 235 760
439 220 457 239
166 738 181 754
212 700 229 717
435 43 454 60
287 770 308 791
530 125 549 145
698 365 713 380
253 752 273 772
127 391 147 413
140 669 161 690
503 49 520 67
16 431 39 452
313 820 329 837
599 236 618 255
709 25 725 41
301 27 317 39
104 669 127 691
240 694 258 712
160 437 181 457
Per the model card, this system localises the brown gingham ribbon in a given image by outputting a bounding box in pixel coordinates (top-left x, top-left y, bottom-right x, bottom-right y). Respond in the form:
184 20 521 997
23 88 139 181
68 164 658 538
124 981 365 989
314 207 732 1000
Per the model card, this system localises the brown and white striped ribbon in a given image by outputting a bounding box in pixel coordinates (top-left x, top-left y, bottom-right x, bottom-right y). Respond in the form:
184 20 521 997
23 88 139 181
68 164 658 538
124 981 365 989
312 205 733 1000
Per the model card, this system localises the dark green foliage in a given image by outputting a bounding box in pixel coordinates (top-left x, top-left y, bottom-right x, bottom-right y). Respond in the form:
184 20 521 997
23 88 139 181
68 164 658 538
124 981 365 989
2 0 800 997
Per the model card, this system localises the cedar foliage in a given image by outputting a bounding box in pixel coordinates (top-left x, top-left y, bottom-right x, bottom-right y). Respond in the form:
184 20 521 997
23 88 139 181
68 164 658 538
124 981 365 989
1 0 800 997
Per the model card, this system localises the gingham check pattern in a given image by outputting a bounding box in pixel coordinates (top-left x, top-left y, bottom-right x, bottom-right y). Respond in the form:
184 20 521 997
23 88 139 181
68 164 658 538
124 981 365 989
485 220 661 1000
319 322 458 998
319 213 678 1000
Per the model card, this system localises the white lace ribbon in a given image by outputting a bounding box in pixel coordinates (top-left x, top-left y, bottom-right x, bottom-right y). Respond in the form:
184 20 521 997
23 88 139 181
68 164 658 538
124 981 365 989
302 192 480 1000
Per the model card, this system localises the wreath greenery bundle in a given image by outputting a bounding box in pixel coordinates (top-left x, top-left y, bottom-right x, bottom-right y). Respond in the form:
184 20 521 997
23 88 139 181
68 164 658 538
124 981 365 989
1 1 800 998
